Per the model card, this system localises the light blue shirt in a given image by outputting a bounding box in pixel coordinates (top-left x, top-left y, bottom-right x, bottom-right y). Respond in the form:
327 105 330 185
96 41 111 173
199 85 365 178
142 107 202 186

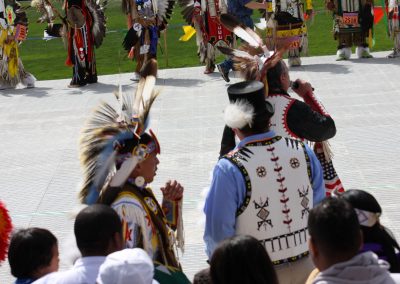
203 131 325 258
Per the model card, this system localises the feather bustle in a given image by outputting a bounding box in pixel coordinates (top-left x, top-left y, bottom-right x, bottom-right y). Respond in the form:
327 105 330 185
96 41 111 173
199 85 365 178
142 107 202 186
79 60 160 203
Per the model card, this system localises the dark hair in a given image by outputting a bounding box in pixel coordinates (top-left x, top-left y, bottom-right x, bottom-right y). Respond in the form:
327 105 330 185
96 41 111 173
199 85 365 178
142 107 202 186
210 235 278 284
266 60 286 93
308 197 361 257
239 117 271 136
74 204 122 255
8 228 58 279
342 189 400 272
193 268 212 284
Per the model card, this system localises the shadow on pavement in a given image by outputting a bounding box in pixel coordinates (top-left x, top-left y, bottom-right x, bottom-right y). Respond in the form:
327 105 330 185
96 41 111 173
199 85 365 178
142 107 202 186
347 57 400 65
0 87 52 98
290 63 351 74
157 77 206 87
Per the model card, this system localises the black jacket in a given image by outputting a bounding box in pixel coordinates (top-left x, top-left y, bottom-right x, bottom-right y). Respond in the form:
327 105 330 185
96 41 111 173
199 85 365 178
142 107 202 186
220 93 336 157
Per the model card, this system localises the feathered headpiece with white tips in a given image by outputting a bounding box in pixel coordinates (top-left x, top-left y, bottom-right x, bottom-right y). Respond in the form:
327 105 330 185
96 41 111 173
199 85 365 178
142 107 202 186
79 59 159 204
224 100 255 129
218 14 288 84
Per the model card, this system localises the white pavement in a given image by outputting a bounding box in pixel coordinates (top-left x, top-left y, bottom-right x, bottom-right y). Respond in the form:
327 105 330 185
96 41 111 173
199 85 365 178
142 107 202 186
1 51 400 283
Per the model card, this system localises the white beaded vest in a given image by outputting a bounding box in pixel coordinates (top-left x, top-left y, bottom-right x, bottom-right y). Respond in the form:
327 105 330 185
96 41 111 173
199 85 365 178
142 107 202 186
226 136 312 264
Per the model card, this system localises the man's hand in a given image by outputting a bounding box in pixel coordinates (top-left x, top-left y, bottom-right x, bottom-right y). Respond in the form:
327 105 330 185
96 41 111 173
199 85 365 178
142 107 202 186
161 180 184 201
292 79 313 99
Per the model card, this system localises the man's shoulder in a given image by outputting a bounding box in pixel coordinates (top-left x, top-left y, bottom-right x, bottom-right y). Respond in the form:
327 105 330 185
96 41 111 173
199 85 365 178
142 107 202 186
32 269 84 284
110 190 148 215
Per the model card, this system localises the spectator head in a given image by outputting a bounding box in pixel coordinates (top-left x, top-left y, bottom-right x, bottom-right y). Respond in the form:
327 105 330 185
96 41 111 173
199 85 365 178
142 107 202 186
210 235 278 284
224 81 274 138
266 60 290 93
96 248 158 284
342 189 400 272
193 268 211 284
341 189 381 224
8 227 59 280
74 204 123 256
308 197 362 271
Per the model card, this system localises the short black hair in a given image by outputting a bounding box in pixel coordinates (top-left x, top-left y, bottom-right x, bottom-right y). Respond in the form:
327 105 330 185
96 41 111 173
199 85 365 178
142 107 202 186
308 197 361 257
8 228 57 278
210 235 278 284
239 117 271 136
74 204 122 255
266 60 286 93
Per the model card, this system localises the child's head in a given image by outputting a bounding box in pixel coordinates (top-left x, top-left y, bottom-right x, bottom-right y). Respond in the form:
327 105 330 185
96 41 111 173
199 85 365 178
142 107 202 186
8 227 59 280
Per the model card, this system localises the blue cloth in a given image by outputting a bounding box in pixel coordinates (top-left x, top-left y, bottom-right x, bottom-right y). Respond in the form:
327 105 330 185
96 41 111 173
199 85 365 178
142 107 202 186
203 131 325 258
149 26 158 55
228 0 253 19
15 279 35 284
219 58 234 73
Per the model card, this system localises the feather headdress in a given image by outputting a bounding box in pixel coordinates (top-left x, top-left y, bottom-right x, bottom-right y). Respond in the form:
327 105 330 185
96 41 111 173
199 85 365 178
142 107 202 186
79 59 160 204
86 0 107 48
0 201 12 264
217 14 288 87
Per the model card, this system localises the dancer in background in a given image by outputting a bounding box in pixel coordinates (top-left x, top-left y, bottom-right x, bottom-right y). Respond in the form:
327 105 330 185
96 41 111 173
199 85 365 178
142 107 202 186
261 0 313 66
31 0 106 87
326 0 374 60
178 0 233 74
0 0 35 90
122 0 174 77
386 0 400 58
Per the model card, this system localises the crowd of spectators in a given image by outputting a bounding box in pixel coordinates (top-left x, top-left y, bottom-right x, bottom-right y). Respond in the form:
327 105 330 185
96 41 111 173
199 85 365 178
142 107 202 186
2 190 398 284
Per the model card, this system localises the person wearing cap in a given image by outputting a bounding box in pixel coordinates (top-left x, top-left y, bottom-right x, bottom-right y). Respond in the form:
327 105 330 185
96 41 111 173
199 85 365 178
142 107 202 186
342 189 400 272
204 80 325 284
96 248 159 284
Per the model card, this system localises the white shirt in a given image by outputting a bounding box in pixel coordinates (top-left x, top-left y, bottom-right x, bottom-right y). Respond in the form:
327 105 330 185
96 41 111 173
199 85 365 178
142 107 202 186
33 256 106 284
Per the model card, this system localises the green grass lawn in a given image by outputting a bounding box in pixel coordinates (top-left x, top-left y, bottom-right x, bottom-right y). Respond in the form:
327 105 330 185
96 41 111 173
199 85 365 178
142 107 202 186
20 0 393 80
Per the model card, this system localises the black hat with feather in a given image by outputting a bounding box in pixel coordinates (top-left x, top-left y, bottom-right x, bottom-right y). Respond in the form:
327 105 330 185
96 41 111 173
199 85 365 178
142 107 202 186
79 59 160 204
224 81 274 130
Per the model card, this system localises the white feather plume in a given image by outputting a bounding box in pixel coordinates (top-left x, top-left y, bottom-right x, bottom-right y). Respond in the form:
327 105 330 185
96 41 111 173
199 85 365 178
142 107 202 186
224 100 254 129
233 26 260 48
109 156 141 187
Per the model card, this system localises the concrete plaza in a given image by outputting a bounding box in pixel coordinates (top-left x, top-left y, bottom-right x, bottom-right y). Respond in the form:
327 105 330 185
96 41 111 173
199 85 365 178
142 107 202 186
0 51 399 282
